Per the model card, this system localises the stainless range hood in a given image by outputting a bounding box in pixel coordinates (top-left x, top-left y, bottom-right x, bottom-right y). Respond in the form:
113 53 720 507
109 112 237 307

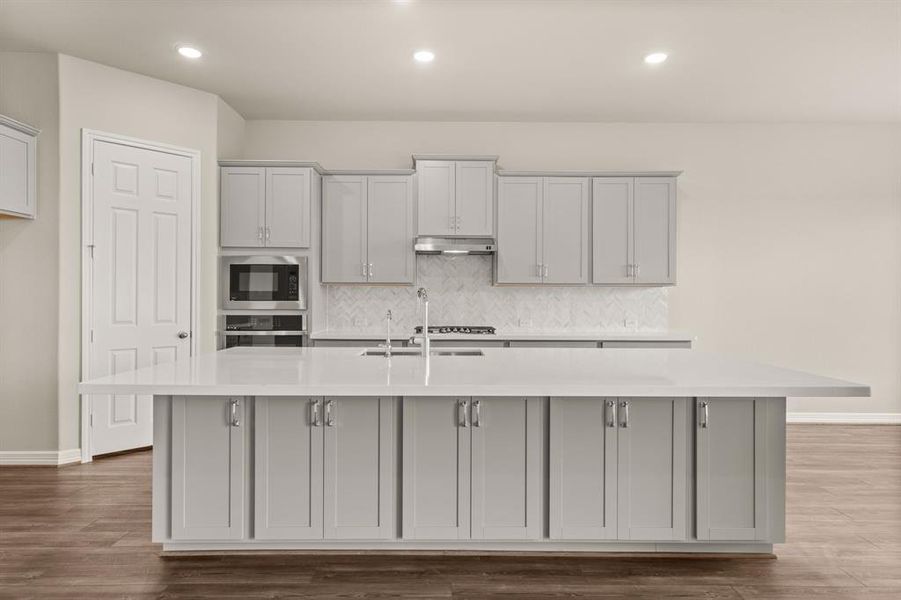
414 236 496 255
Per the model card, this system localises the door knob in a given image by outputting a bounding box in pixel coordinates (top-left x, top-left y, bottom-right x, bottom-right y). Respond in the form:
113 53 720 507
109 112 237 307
177 331 190 339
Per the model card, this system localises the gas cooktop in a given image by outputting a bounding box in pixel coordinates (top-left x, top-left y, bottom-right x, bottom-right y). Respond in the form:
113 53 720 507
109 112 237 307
414 325 497 335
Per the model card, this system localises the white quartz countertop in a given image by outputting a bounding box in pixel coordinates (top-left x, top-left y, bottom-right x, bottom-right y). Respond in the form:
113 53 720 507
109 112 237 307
309 330 694 342
79 347 869 398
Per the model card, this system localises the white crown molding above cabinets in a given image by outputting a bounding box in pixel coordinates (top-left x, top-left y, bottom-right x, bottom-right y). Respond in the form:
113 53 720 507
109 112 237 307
0 449 82 466
497 170 683 177
219 160 325 174
413 154 500 163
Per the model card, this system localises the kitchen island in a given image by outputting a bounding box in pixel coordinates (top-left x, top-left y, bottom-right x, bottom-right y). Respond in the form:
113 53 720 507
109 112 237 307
79 347 868 554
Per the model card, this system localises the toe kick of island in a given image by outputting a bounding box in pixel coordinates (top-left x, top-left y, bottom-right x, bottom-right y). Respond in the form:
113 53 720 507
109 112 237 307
152 395 785 554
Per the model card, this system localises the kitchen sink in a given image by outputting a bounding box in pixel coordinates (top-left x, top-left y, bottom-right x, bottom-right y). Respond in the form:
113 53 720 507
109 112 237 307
361 349 485 358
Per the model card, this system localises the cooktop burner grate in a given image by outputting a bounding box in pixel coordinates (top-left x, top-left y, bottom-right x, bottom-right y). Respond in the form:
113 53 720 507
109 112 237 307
414 325 497 335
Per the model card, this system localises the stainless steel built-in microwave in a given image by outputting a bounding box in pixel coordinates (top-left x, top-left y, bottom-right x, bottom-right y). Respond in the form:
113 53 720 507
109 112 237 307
221 255 308 310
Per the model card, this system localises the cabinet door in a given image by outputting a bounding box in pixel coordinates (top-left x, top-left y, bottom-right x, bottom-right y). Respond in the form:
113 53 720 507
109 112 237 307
616 397 687 541
254 397 323 540
496 177 542 284
549 397 617 540
543 177 589 284
417 161 456 236
324 397 395 539
696 398 769 541
265 168 310 248
591 177 633 284
171 396 245 540
220 167 265 247
322 175 367 283
0 123 36 218
367 176 414 284
633 177 676 285
471 397 541 540
402 397 471 539
455 161 494 236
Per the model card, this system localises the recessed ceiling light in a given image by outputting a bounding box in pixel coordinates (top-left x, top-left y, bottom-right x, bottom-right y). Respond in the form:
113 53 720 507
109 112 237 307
644 52 668 65
177 45 203 59
413 50 435 63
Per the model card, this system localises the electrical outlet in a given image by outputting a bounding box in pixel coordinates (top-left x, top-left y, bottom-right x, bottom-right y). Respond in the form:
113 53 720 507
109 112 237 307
518 318 533 328
623 318 637 330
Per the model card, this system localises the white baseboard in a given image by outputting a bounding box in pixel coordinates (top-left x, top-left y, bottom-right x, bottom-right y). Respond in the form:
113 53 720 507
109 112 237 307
787 412 901 424
0 449 83 466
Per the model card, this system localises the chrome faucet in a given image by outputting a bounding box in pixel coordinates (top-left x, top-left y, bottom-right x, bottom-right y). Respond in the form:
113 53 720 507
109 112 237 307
378 310 393 358
410 288 430 357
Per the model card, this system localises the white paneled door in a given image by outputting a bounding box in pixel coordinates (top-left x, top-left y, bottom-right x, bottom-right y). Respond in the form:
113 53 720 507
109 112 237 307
88 140 193 456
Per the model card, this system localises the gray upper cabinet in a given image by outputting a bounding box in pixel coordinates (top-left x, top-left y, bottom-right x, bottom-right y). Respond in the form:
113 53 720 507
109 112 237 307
254 396 323 540
403 396 541 540
323 397 395 540
616 397 688 541
0 115 38 219
496 177 542 284
470 397 541 540
220 166 312 248
417 159 494 236
496 176 589 285
403 397 471 540
171 396 245 540
549 397 688 542
592 176 676 285
322 174 414 284
696 397 769 541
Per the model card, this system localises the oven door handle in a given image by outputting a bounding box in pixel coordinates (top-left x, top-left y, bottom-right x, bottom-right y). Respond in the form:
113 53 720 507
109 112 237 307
219 330 308 336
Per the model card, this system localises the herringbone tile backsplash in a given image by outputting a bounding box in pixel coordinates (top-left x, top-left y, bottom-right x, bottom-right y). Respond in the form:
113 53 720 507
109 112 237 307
322 256 668 333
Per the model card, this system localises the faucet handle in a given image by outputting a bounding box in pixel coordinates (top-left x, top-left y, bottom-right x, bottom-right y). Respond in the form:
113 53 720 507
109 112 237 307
386 309 392 320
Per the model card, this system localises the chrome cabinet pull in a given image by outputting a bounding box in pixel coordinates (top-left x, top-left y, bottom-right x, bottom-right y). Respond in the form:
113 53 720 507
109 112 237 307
458 399 469 427
543 264 549 278
619 400 629 428
257 226 264 244
325 399 335 427
265 226 271 242
229 398 241 427
699 400 709 429
449 215 455 230
472 399 481 427
634 264 640 277
626 264 633 277
311 398 322 427
606 399 617 428
368 263 373 278
361 263 367 278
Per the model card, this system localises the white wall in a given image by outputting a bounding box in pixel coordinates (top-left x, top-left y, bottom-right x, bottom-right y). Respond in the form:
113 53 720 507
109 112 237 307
0 52 61 451
244 120 901 416
57 55 224 451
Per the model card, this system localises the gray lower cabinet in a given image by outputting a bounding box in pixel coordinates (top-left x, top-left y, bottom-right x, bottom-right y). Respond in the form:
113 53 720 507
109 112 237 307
254 396 323 540
171 396 245 540
254 396 395 540
549 397 688 541
696 397 769 541
402 396 541 540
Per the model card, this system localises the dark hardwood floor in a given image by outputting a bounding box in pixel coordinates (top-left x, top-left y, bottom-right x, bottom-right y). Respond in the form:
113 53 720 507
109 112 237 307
1 424 899 599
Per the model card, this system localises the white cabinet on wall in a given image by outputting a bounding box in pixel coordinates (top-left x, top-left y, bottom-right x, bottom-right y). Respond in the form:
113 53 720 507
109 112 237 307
549 397 688 541
496 176 589 285
0 115 39 219
322 174 414 284
592 176 676 285
402 396 541 540
415 157 495 237
255 396 396 541
220 165 314 248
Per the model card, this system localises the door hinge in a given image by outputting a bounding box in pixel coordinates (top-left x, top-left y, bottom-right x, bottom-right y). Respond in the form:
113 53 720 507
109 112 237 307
90 329 94 343
87 244 95 259
89 412 93 428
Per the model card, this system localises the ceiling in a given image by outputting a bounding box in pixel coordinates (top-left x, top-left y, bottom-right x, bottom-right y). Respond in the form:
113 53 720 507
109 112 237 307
1 0 899 122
